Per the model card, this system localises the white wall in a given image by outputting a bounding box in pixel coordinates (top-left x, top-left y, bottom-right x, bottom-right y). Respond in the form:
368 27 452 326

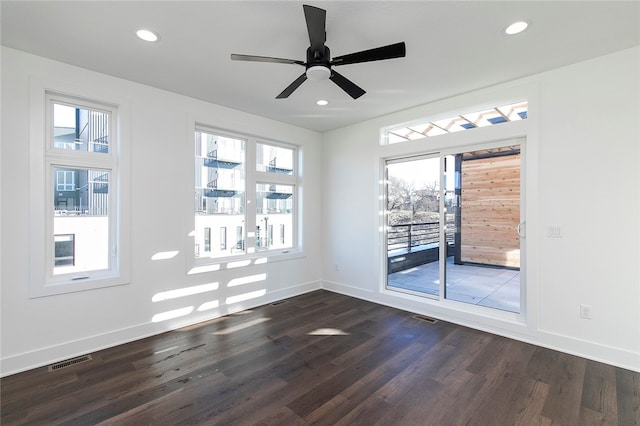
322 47 640 371
0 47 324 376
2 45 638 376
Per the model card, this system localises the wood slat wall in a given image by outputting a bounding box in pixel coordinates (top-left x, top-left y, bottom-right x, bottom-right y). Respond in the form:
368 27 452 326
461 154 520 267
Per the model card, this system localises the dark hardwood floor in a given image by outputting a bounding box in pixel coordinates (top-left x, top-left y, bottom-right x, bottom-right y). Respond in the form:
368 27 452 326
1 290 639 425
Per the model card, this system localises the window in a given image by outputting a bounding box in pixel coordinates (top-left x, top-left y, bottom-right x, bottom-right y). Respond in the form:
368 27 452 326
256 142 294 175
204 227 211 252
29 86 129 298
236 226 244 250
56 170 75 191
220 227 227 250
384 101 528 144
256 183 293 251
48 97 115 278
194 128 298 260
195 130 246 258
54 234 75 267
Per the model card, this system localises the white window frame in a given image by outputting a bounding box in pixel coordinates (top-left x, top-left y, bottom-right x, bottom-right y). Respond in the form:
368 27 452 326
29 79 130 297
191 125 300 268
254 140 297 254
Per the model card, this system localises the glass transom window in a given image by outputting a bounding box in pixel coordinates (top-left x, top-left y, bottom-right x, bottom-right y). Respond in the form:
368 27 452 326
385 101 528 144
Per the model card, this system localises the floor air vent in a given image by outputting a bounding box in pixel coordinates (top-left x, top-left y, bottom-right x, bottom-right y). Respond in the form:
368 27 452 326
48 354 92 372
412 314 438 324
270 300 289 306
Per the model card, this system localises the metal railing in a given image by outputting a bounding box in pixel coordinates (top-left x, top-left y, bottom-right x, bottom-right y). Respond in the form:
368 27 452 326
388 220 455 254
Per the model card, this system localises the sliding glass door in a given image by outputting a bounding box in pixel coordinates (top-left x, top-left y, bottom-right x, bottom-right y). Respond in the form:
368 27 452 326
386 155 442 297
386 142 523 314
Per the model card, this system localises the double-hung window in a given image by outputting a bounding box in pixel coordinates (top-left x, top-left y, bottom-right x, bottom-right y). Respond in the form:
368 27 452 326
194 127 298 261
29 89 129 297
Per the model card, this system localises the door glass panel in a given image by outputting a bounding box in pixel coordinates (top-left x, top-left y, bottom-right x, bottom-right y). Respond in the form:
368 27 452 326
444 146 521 313
386 157 441 297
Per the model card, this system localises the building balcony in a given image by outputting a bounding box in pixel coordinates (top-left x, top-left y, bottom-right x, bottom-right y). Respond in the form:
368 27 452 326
203 150 242 169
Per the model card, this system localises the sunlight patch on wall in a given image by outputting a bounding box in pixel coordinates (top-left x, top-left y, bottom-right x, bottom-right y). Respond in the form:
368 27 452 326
152 306 194 323
227 259 251 269
226 289 266 304
151 250 179 260
197 300 220 312
188 264 221 275
152 282 219 302
228 273 267 287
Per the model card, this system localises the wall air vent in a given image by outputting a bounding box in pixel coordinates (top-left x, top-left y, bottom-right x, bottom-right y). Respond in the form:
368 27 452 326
48 354 92 372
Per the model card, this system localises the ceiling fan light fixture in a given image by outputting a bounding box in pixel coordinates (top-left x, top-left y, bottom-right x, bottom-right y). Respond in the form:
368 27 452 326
306 65 331 81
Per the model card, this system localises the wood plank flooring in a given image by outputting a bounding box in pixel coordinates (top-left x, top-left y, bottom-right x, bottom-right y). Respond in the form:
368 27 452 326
1 290 639 425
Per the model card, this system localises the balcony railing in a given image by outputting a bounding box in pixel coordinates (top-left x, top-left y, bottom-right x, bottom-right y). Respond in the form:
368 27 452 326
388 220 455 255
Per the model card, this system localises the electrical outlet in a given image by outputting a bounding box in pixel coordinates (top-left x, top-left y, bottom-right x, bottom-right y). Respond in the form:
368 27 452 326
580 304 592 319
547 225 563 238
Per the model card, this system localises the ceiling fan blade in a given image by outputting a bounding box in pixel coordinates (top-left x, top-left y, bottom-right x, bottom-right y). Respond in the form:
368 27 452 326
276 73 308 99
330 70 366 99
231 54 305 66
303 5 326 51
331 42 406 66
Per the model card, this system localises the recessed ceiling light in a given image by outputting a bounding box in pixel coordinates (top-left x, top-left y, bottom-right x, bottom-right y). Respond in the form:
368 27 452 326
136 29 159 42
504 21 529 35
316 99 329 106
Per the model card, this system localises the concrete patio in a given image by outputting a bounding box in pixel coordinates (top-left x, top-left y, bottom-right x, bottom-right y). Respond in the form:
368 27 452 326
387 256 520 313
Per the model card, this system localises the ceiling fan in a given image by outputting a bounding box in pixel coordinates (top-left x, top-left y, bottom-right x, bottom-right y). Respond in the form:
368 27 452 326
230 4 406 100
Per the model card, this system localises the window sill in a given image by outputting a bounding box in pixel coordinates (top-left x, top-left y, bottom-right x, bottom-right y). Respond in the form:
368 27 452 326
29 274 129 298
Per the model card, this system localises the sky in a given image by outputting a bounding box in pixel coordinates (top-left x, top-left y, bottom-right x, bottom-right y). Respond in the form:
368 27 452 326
54 103 76 128
387 156 455 191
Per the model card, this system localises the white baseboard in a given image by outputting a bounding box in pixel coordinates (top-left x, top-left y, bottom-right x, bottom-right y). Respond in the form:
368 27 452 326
1 280 321 377
321 280 640 372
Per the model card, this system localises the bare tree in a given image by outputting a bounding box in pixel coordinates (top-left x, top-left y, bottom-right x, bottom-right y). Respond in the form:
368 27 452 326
387 175 412 212
388 177 440 225
412 179 439 213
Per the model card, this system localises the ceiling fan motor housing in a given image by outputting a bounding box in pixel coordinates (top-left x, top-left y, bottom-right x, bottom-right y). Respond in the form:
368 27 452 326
306 45 330 65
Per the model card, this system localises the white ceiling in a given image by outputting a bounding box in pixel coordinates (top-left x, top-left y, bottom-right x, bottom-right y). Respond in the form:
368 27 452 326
2 1 639 132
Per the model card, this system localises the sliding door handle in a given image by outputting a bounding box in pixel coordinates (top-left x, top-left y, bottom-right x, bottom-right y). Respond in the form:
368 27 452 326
516 221 526 238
